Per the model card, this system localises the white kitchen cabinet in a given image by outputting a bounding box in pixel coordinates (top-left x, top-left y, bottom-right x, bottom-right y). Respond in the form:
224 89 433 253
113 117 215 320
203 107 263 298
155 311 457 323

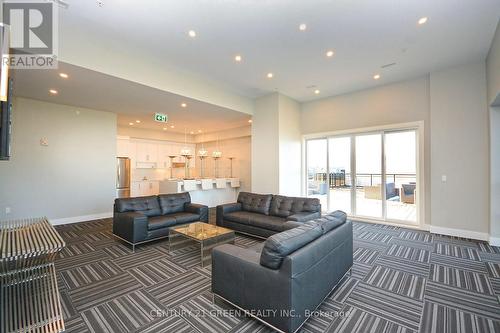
116 138 130 157
131 181 159 196
136 142 158 164
158 144 170 169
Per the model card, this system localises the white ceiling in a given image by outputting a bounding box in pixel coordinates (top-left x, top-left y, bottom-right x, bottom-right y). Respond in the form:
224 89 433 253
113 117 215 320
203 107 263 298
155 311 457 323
12 62 252 134
57 0 500 102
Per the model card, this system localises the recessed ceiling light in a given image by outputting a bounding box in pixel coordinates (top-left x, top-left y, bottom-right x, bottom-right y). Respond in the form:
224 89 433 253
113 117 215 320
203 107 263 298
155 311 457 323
299 23 307 31
181 103 187 108
135 120 141 123
234 55 242 62
129 122 134 125
267 72 274 79
49 89 58 95
190 131 194 134
326 50 334 57
198 130 202 133
163 127 167 131
373 74 381 80
418 17 428 25
170 125 175 128
314 89 320 95
248 119 253 123
59 73 69 79
188 30 197 38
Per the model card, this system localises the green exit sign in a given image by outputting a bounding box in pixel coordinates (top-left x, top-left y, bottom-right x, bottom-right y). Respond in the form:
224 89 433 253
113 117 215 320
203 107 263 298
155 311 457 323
154 113 168 123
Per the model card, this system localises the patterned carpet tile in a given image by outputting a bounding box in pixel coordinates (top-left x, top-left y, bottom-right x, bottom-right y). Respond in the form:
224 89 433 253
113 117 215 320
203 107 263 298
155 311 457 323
60 260 122 289
139 315 195 333
385 244 431 263
398 230 433 243
375 255 430 277
430 253 488 274
129 257 188 287
147 270 211 308
80 290 163 333
425 281 500 321
50 218 500 333
327 305 416 333
364 265 426 300
420 301 500 333
435 243 481 261
356 231 393 244
353 247 379 265
69 273 143 312
178 292 241 333
345 282 422 331
430 264 493 295
56 249 110 271
112 248 168 270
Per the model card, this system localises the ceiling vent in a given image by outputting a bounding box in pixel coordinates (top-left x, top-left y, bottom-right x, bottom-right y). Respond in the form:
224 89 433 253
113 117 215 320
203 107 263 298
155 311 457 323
381 62 396 69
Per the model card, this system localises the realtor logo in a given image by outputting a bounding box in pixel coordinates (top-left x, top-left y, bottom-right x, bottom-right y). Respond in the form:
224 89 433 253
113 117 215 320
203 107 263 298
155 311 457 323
1 0 58 68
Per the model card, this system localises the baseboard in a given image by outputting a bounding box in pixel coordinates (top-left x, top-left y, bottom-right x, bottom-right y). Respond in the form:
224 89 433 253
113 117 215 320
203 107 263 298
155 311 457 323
49 212 113 226
489 237 500 247
429 225 489 242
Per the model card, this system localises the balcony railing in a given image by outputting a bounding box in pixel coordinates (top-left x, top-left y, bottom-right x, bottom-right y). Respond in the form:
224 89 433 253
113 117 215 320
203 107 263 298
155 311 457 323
311 172 416 189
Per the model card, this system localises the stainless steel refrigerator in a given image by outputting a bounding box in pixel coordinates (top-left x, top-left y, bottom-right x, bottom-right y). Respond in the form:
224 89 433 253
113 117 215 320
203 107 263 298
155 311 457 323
116 157 131 198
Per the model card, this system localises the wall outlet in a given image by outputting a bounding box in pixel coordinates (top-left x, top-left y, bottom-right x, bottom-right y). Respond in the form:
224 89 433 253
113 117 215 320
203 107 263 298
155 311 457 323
441 175 447 182
5 207 11 214
40 138 49 146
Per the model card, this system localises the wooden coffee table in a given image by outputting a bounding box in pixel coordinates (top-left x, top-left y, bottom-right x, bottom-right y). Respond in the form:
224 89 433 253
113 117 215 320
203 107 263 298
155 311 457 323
169 222 235 267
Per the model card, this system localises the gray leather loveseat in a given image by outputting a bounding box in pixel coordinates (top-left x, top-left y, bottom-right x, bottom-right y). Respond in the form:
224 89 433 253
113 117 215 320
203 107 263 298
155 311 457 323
113 192 208 251
216 192 321 238
212 211 353 333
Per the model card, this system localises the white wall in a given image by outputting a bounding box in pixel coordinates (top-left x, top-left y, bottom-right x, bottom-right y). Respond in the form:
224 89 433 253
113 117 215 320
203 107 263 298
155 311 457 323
251 93 280 193
0 98 117 223
278 94 302 196
301 77 431 225
429 62 489 237
486 21 500 243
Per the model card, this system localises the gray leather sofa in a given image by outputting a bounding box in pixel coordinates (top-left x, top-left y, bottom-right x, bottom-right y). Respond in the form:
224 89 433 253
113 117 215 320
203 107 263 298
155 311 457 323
216 192 321 238
212 211 352 333
113 192 208 251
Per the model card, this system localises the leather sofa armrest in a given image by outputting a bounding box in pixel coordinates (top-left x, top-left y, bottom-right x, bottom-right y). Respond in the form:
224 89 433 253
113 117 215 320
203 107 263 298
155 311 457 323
216 203 242 226
282 220 302 230
185 203 209 222
212 244 291 328
112 211 148 243
287 211 321 222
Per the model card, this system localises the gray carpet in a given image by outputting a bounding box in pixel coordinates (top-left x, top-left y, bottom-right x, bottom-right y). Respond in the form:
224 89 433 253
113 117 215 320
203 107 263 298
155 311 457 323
54 219 500 333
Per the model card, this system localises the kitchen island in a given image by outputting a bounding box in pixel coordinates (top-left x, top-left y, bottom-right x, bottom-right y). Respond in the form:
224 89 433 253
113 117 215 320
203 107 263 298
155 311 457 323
159 178 240 207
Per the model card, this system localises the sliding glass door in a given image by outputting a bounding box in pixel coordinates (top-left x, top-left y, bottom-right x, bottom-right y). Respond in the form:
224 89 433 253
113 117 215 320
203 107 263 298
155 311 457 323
305 128 419 225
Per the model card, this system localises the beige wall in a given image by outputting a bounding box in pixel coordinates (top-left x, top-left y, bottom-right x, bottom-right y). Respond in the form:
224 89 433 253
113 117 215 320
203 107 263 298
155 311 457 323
118 126 195 143
0 98 117 222
301 77 431 225
278 94 302 196
487 21 500 105
195 136 251 192
251 94 280 193
429 62 489 237
486 21 500 242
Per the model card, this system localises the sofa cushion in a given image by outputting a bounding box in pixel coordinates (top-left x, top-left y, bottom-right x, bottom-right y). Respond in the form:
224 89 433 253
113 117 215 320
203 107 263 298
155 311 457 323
260 222 323 269
248 214 286 232
270 195 321 218
237 192 272 215
115 196 161 217
169 212 200 224
158 193 191 215
224 211 261 225
148 215 177 231
313 211 347 234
